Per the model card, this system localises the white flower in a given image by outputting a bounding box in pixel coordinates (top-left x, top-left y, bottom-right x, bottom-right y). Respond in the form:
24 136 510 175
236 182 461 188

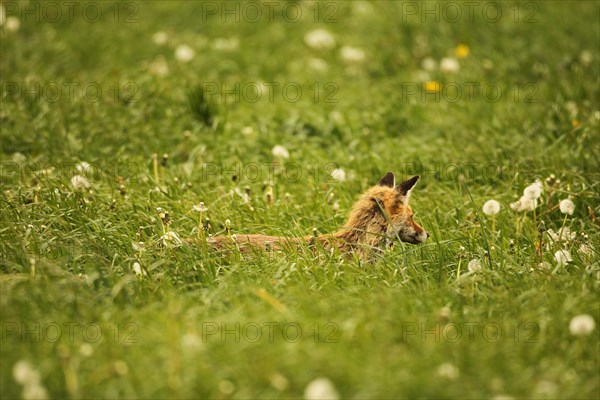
132 241 145 252
523 180 543 200
559 199 575 215
340 46 365 63
272 145 289 159
175 45 195 62
421 57 437 71
331 168 346 182
554 249 572 266
79 343 94 357
510 195 537 212
23 384 48 400
149 57 169 77
13 361 40 386
569 314 595 336
193 202 208 212
132 262 146 276
304 378 339 400
213 37 239 51
565 101 578 118
76 161 92 174
152 31 169 45
71 175 91 190
578 243 593 256
468 259 482 272
307 57 329 72
436 362 460 380
181 333 203 352
482 199 501 216
580 50 593 65
440 57 460 73
304 29 336 50
545 228 575 243
241 126 254 136
160 231 182 246
5 16 20 32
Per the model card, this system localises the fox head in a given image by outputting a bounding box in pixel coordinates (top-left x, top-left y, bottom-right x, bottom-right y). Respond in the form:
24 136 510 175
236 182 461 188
369 172 429 244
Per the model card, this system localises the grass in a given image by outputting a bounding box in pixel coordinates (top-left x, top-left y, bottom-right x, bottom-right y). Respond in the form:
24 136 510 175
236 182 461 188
1 0 599 398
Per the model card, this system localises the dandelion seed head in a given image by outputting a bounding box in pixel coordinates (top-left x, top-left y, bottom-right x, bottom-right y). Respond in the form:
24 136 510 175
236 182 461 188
554 249 572 266
152 31 169 45
175 44 195 62
340 46 365 63
304 377 339 400
559 199 575 215
569 314 595 336
468 259 482 272
421 57 437 71
272 145 290 159
331 168 346 182
71 175 91 190
304 29 336 50
440 57 460 73
482 199 501 216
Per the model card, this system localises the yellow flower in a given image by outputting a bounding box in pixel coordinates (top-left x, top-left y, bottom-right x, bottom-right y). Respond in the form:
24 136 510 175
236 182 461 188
425 81 441 93
572 119 580 128
455 44 470 59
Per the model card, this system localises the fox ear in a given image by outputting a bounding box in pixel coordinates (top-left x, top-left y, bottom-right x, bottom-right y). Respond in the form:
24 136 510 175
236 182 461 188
396 175 420 198
378 172 396 187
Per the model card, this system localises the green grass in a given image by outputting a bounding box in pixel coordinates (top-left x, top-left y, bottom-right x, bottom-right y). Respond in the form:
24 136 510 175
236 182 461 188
1 1 599 398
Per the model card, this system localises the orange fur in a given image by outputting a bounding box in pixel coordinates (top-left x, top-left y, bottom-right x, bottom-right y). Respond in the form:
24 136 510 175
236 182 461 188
199 173 428 260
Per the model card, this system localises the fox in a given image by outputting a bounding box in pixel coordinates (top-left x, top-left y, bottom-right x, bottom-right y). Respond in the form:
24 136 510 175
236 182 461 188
201 172 429 260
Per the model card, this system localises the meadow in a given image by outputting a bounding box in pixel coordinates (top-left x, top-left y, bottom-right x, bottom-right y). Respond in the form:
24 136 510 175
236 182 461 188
1 1 599 398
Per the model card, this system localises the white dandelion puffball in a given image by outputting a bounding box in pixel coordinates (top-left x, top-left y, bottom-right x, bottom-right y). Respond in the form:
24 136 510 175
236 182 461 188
340 46 365 63
175 44 195 62
304 29 336 50
76 161 92 174
132 262 145 276
523 180 543 200
554 249 572 266
569 314 595 336
71 175 91 190
5 16 20 32
304 378 339 400
331 168 346 182
272 145 289 159
160 231 183 246
559 199 575 215
13 360 40 385
152 31 169 45
307 57 329 72
193 203 208 212
511 195 537 212
482 199 501 216
149 57 169 77
421 57 437 71
468 259 482 272
440 57 460 73
436 362 460 380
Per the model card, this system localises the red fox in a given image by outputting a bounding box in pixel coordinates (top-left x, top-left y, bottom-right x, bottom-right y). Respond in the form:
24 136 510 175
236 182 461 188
203 172 429 259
